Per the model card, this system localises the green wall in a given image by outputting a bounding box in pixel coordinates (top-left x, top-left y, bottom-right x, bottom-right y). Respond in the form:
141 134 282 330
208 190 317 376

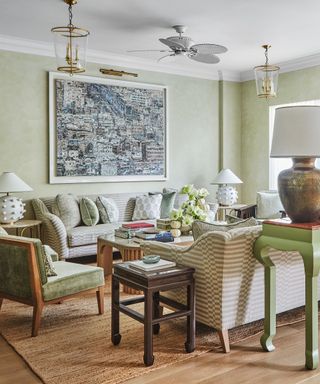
241 65 320 203
0 50 229 200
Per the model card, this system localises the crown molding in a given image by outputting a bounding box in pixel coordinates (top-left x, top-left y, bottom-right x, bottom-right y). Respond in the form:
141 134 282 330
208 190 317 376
240 52 320 82
0 34 240 82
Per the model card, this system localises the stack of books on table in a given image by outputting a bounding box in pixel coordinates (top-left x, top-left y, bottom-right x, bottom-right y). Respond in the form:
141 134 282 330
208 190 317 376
156 218 172 231
114 227 135 239
135 231 174 242
128 258 176 272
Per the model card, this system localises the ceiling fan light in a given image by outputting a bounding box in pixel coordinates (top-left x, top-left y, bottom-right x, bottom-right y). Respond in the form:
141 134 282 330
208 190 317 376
254 45 280 98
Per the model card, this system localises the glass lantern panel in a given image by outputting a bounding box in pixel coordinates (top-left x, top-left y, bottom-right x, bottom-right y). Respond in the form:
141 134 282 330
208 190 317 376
254 66 279 98
52 29 88 74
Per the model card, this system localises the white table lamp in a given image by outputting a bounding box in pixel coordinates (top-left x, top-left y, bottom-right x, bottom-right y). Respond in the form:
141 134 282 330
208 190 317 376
0 172 33 224
211 168 243 206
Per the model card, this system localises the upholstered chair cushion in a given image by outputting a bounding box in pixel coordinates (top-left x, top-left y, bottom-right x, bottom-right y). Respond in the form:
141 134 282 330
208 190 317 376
96 196 119 223
79 197 99 226
42 262 104 301
192 217 258 240
132 194 162 220
55 194 82 230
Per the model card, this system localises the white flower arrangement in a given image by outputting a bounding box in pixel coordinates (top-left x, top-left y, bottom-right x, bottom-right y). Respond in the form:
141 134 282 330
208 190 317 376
170 184 210 225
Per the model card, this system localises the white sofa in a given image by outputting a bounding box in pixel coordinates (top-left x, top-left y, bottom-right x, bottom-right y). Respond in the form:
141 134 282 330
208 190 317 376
140 225 320 352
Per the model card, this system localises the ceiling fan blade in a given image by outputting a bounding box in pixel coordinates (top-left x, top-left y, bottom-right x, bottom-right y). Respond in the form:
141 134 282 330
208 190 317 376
159 38 185 50
191 43 228 55
127 49 171 53
157 54 176 62
189 53 220 64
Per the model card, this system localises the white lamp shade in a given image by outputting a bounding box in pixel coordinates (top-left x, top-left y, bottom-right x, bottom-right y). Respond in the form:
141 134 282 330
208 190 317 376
211 168 243 185
0 172 32 193
271 106 320 158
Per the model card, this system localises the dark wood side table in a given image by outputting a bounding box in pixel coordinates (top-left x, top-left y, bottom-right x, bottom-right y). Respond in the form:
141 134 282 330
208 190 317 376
111 262 195 366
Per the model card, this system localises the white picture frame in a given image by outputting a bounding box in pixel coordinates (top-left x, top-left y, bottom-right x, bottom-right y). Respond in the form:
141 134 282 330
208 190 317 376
49 72 168 184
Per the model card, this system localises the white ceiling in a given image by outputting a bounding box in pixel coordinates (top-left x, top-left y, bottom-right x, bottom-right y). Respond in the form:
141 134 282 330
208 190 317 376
2 0 320 80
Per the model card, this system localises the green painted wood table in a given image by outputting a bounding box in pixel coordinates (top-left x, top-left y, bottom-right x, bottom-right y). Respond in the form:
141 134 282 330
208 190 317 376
254 220 320 370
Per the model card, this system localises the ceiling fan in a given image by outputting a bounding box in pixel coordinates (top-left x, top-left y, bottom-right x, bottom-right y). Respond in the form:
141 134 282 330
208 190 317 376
128 25 228 64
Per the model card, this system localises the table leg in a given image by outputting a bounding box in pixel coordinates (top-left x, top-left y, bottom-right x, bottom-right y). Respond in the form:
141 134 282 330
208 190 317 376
111 275 121 345
256 245 276 352
144 290 154 366
122 249 142 294
153 291 160 335
301 248 320 370
185 279 195 353
97 243 113 276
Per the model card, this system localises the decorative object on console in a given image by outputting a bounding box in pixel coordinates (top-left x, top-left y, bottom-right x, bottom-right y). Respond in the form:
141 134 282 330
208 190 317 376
211 169 243 206
100 68 138 77
254 45 280 98
49 72 167 184
51 0 89 74
0 172 32 224
270 105 320 222
170 185 210 235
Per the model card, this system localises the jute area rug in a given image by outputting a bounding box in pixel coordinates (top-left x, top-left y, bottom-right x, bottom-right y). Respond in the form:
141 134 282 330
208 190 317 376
0 291 306 384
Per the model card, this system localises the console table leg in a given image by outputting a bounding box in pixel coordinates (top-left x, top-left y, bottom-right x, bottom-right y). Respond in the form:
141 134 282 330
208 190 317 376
111 276 121 345
255 246 276 352
305 274 319 369
144 290 154 366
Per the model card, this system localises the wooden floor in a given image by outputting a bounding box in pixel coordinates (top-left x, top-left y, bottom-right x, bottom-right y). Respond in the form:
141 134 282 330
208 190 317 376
2 319 320 384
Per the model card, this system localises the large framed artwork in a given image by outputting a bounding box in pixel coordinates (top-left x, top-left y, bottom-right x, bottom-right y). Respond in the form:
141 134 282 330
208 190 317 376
49 72 168 184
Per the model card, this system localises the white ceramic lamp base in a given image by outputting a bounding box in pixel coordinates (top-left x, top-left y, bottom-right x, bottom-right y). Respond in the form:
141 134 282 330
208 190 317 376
0 195 26 224
216 185 238 206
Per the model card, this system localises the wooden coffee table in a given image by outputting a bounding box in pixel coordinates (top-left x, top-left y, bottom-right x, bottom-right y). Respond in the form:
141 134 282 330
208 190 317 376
97 234 193 294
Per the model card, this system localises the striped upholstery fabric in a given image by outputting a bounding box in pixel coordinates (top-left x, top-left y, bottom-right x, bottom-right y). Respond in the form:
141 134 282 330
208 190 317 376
141 225 320 334
29 193 148 260
67 224 117 247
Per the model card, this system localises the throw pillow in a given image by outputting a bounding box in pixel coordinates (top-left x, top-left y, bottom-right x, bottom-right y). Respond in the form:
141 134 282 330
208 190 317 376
149 190 176 218
96 196 120 223
79 197 100 226
192 217 258 241
256 191 284 219
55 194 81 230
41 245 57 277
132 194 162 220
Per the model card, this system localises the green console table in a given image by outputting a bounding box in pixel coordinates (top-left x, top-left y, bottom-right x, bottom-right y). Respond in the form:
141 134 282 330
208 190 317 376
254 220 320 370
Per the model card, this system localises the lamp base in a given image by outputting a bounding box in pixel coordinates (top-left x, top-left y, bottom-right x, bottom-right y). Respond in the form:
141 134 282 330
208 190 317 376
278 157 320 223
216 185 238 206
0 195 25 224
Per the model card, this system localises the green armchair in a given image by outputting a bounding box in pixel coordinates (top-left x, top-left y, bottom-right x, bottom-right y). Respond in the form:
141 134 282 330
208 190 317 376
0 235 105 336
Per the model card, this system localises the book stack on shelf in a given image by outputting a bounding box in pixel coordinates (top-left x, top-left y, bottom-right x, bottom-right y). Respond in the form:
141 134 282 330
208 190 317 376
156 218 172 231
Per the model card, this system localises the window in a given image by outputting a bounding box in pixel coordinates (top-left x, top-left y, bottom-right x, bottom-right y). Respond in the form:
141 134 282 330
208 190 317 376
269 100 320 190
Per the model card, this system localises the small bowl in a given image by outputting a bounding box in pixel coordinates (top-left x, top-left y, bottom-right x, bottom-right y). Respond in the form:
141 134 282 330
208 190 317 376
142 255 161 264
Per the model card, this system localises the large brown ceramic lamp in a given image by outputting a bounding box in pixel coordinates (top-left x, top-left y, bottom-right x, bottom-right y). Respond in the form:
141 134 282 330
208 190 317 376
270 106 320 223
